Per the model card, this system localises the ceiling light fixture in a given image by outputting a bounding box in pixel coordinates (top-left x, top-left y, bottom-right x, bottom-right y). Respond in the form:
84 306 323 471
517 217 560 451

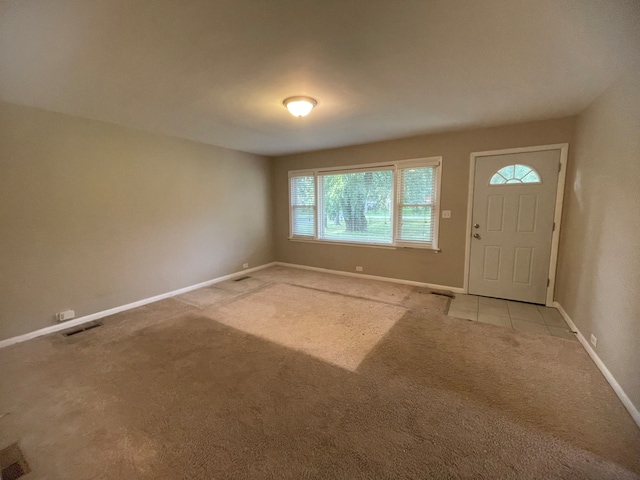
283 96 317 117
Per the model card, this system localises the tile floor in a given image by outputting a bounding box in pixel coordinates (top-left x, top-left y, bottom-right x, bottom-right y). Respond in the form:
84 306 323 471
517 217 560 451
446 294 577 341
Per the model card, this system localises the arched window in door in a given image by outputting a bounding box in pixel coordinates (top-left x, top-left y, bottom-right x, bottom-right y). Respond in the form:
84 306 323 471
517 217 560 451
489 164 541 185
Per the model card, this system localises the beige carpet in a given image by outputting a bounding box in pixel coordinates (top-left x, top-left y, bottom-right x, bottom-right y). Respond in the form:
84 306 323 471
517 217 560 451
0 266 639 479
208 283 406 371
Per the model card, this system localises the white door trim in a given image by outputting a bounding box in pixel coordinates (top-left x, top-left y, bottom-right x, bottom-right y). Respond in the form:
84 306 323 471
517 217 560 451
463 143 568 306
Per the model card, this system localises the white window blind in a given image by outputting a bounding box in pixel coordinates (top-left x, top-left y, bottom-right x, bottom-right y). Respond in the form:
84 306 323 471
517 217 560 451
289 174 315 237
396 166 438 246
318 170 394 245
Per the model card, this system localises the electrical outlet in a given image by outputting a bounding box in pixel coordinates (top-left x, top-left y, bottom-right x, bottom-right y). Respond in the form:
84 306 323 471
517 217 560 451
442 210 451 218
355 266 363 272
590 333 598 348
242 263 249 269
56 310 75 322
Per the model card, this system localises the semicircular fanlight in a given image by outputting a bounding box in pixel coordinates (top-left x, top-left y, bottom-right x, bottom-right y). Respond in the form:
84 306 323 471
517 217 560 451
490 164 541 185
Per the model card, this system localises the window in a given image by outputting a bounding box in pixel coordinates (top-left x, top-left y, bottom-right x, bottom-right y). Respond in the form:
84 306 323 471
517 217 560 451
288 158 441 249
490 164 541 185
289 174 315 237
319 169 394 244
396 166 437 244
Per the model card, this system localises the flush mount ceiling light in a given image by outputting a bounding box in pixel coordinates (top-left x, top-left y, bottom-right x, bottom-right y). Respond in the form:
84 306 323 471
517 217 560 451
283 96 317 117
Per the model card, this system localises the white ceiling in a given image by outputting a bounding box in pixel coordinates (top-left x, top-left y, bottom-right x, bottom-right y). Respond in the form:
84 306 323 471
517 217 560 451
1 0 639 156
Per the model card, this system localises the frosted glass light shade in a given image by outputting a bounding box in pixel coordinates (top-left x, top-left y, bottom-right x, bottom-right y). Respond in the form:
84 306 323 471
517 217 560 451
283 96 317 117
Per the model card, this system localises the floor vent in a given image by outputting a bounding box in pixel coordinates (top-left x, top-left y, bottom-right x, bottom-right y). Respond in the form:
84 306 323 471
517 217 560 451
234 276 251 282
61 322 103 337
0 443 30 480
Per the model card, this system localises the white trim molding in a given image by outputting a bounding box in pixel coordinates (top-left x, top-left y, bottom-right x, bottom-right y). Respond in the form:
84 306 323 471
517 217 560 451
464 143 569 306
0 262 277 349
553 301 640 428
275 261 464 293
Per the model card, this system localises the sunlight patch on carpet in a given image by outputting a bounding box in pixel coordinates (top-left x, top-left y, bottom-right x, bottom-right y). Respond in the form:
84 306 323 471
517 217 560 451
209 284 406 371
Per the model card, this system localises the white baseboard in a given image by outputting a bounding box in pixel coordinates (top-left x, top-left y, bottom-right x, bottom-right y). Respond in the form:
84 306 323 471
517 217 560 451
0 262 276 349
553 301 640 428
275 261 465 293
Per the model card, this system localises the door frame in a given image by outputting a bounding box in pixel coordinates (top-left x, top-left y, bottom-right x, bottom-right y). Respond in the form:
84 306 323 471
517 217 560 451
463 143 569 306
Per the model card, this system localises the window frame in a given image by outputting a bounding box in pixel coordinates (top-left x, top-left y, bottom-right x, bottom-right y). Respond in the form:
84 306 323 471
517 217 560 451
288 157 442 250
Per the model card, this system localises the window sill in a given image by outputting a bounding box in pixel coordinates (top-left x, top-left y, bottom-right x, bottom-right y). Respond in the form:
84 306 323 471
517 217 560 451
288 237 440 252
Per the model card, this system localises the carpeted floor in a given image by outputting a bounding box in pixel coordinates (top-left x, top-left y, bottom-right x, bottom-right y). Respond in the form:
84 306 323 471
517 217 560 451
0 266 639 479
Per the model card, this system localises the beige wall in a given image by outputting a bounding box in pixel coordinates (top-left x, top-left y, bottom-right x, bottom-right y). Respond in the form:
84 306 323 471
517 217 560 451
555 65 640 411
273 117 575 287
0 102 273 341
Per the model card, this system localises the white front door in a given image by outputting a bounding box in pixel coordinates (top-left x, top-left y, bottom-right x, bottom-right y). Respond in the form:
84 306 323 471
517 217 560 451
468 149 560 304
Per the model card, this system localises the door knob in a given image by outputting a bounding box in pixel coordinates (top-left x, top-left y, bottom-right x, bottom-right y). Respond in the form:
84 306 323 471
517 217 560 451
473 223 480 229
473 233 481 239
